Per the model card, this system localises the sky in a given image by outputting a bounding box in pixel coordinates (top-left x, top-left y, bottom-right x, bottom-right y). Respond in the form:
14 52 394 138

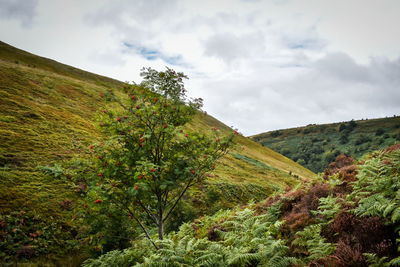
1 0 400 135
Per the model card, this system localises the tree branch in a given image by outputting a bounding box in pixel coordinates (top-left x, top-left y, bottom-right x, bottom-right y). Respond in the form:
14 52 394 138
163 177 195 223
136 198 159 225
126 207 159 250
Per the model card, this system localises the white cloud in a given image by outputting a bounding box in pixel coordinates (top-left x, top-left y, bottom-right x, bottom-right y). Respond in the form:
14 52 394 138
1 0 400 135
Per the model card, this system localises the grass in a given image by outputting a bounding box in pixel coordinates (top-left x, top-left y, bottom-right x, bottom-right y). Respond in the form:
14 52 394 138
0 41 315 264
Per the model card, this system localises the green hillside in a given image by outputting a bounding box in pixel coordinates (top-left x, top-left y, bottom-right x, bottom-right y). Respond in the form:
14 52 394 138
251 117 400 173
82 143 400 266
0 41 314 264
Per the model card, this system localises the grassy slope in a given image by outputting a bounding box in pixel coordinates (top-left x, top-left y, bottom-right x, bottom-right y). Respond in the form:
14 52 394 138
251 117 400 173
0 41 314 262
0 41 314 211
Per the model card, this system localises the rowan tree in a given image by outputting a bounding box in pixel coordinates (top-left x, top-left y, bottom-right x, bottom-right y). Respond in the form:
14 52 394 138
86 67 234 250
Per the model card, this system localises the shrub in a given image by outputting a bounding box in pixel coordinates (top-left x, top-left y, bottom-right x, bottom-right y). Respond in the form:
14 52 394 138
270 130 282 137
0 211 80 262
355 134 372 145
376 128 385 136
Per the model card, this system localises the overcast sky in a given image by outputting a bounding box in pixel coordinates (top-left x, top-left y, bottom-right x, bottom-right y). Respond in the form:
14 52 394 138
1 0 400 135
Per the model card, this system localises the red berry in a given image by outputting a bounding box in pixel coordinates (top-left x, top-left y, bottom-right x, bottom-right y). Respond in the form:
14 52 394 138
131 95 136 100
117 117 121 122
97 173 103 177
185 133 188 137
154 97 158 102
163 124 168 129
99 93 104 98
136 105 140 109
135 185 139 190
102 109 107 113
139 143 143 147
97 155 101 159
94 246 99 250
203 154 207 158
190 169 195 175
150 168 156 172
217 138 220 142
234 131 239 135
139 175 143 179
97 181 102 186
95 199 102 204
116 161 120 165
124 116 128 119
83 203 88 208
89 145 94 149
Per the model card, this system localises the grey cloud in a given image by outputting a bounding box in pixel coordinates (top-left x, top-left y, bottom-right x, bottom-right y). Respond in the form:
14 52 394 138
199 52 400 135
85 0 178 27
313 52 371 83
0 0 38 26
84 0 181 65
204 32 265 63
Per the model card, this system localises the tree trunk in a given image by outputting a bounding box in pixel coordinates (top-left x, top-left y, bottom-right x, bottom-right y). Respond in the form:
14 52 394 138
158 218 164 241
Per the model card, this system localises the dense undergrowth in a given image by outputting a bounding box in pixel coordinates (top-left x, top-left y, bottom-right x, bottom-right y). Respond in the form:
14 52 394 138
83 143 400 266
252 117 400 173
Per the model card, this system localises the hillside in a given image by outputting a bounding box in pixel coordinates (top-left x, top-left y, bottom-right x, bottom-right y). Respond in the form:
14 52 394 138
82 143 400 266
251 117 400 173
0 41 315 264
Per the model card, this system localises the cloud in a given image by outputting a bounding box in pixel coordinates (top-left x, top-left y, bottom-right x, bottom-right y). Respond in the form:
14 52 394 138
196 52 400 135
0 0 38 26
2 0 400 136
123 42 185 66
204 32 265 64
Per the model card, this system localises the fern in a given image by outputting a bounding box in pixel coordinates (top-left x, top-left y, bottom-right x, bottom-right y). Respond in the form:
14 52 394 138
364 253 391 267
352 150 400 223
312 195 341 223
389 256 400 266
292 224 335 262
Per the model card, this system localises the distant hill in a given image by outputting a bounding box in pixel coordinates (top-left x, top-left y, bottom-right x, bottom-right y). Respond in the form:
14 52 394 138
251 117 400 173
0 41 315 264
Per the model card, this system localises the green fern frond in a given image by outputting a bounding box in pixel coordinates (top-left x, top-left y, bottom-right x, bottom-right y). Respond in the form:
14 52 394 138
227 252 261 266
389 256 400 266
392 207 400 223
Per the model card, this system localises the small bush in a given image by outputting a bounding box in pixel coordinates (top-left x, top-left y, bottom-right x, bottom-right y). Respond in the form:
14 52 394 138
270 130 283 137
355 134 372 145
375 128 385 136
